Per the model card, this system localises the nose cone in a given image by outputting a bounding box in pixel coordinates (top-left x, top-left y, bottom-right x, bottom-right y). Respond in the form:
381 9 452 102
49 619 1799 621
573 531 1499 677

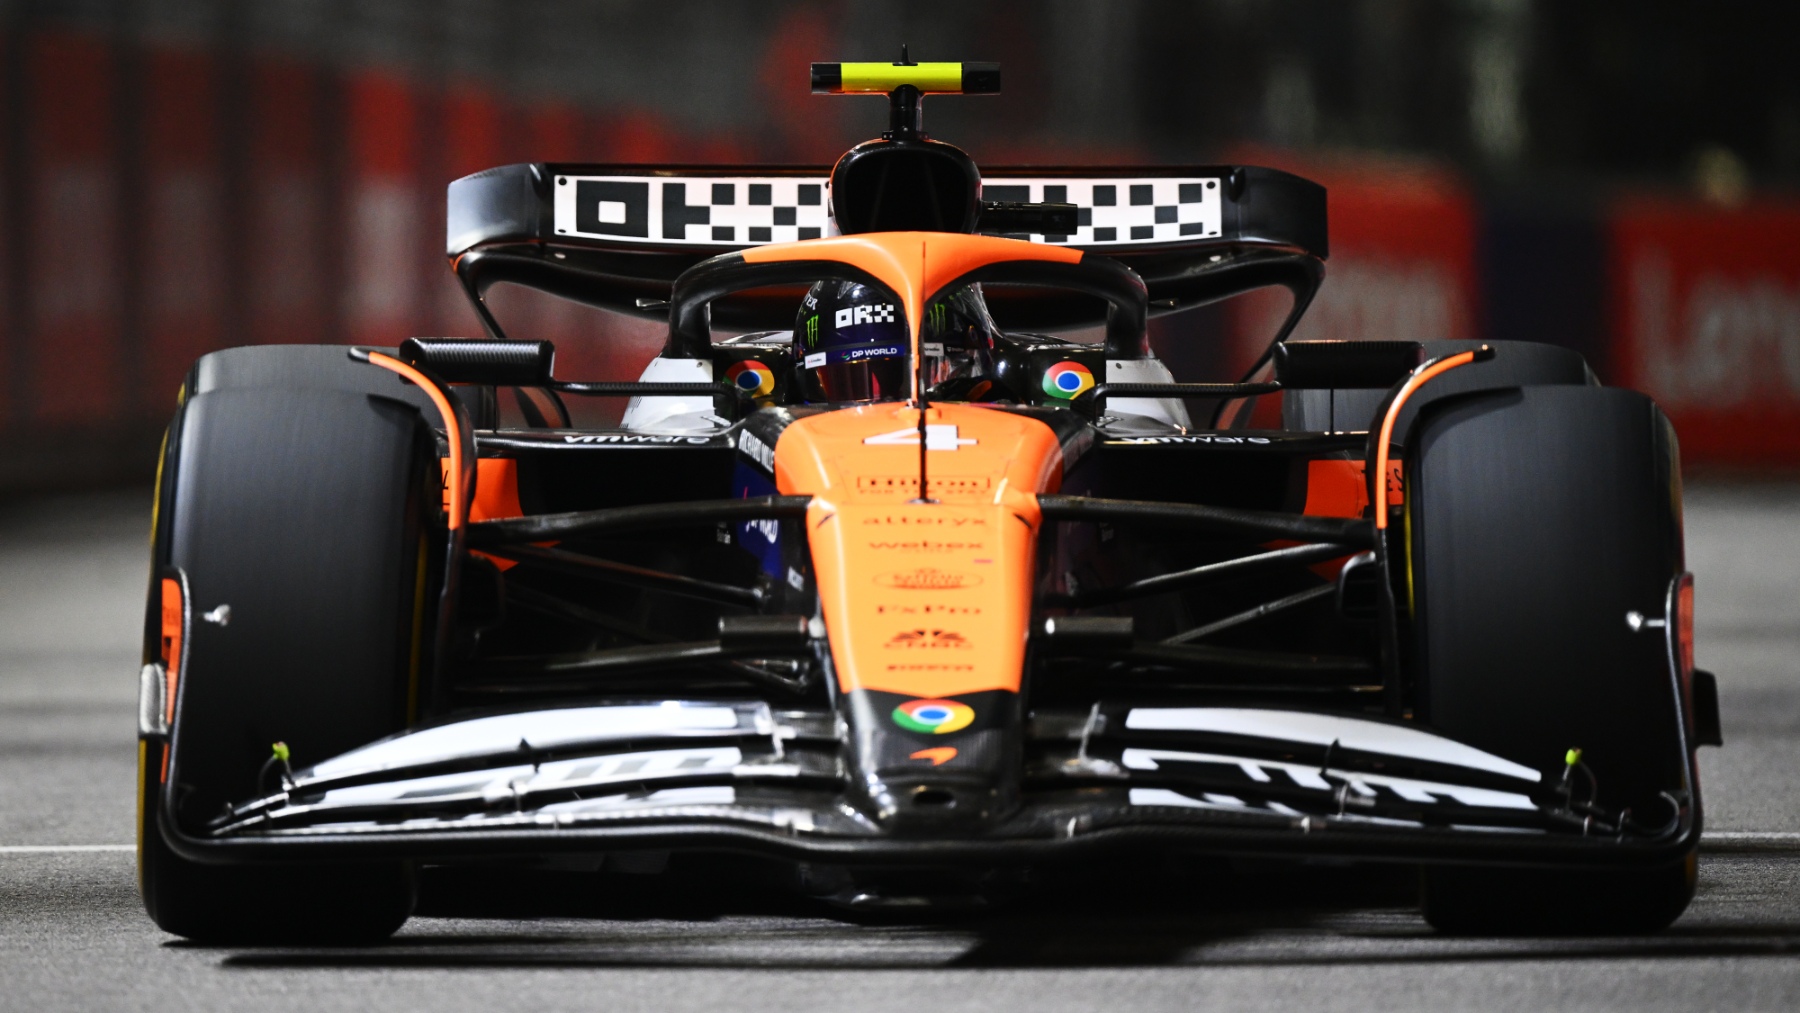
846 690 1020 833
765 403 1060 836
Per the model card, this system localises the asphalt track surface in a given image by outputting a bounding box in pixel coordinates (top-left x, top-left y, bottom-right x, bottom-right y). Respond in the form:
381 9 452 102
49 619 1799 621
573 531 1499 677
3 484 1799 1011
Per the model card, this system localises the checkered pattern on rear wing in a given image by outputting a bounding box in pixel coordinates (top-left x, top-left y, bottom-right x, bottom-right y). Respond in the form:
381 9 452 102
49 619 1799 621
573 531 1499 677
548 172 1224 248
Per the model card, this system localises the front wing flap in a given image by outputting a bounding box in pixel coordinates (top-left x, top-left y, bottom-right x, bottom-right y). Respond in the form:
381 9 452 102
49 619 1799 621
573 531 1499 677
173 702 1696 869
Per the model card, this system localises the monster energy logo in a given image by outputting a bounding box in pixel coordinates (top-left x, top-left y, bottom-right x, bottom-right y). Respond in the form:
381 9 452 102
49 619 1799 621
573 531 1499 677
805 315 819 347
927 302 948 334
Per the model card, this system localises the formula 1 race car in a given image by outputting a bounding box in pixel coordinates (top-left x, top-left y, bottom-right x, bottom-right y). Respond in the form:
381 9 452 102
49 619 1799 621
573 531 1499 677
137 60 1722 943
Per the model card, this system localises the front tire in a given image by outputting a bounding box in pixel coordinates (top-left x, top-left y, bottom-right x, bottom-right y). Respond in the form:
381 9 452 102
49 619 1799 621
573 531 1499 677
1407 384 1696 935
1421 856 1696 936
141 376 431 943
1281 338 1594 433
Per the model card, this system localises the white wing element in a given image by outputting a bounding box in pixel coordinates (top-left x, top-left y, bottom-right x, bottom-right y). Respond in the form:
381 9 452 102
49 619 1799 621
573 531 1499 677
978 177 1224 245
1124 707 1543 783
298 748 743 810
549 174 1223 249
303 703 744 784
551 176 832 246
1122 749 1538 810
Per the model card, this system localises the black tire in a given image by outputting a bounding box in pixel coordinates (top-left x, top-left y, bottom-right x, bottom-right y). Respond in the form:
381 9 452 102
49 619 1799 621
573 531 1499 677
187 343 433 403
185 342 492 424
1407 384 1695 934
140 378 431 943
1421 855 1697 936
1281 338 1595 433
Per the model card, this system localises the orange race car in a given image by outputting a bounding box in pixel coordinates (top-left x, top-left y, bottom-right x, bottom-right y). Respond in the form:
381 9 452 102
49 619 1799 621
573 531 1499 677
136 59 1720 943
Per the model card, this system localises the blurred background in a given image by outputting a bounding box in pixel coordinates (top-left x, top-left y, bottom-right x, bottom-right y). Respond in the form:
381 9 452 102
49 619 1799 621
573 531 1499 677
1 0 1797 491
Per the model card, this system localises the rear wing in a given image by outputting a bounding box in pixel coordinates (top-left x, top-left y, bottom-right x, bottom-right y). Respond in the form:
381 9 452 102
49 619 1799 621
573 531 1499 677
447 163 1325 336
450 163 1325 258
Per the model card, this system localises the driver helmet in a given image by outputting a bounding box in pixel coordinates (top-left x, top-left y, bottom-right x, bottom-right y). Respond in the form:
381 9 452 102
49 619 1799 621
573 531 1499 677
792 281 998 403
919 283 999 390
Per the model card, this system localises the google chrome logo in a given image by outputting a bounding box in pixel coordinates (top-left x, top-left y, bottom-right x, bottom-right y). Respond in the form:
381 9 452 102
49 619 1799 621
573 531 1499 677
1042 361 1095 400
891 698 976 734
726 360 776 397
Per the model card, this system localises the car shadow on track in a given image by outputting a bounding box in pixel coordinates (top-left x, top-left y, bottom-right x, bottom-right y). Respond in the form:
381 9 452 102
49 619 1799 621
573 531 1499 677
200 854 1800 970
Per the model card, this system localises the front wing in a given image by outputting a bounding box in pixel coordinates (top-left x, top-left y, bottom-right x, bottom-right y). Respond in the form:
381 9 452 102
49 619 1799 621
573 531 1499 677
166 702 1697 869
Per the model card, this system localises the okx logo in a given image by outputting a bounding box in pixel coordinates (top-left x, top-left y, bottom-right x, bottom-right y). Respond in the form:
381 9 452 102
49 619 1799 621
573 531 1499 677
892 698 975 734
835 303 896 327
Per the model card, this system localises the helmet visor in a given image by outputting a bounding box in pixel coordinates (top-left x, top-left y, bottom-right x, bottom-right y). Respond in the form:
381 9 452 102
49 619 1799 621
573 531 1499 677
812 358 909 402
795 281 911 403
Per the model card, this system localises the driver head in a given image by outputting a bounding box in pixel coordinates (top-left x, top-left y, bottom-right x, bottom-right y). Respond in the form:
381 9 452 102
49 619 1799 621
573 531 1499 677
792 282 1001 404
793 282 909 403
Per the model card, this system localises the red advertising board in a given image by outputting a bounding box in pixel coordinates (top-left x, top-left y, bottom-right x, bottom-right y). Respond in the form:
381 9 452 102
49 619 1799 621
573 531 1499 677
26 31 122 427
142 48 224 404
1609 197 1800 467
246 59 328 349
1294 163 1479 344
344 72 423 349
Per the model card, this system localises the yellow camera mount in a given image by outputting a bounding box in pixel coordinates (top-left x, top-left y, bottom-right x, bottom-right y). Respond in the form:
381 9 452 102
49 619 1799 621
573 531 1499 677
811 48 1000 140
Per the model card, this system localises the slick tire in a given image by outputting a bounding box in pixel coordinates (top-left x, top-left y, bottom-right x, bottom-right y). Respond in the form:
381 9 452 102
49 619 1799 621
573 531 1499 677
1421 855 1697 936
1407 384 1696 935
184 342 493 425
140 381 432 944
1281 338 1594 433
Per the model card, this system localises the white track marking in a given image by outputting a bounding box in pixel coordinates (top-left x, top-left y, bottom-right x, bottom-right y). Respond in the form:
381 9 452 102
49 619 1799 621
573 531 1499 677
0 845 133 853
1704 831 1800 838
1701 832 1800 846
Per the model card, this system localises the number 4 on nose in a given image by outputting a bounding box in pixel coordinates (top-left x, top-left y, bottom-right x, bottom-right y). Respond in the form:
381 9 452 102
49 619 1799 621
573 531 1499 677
863 424 977 450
